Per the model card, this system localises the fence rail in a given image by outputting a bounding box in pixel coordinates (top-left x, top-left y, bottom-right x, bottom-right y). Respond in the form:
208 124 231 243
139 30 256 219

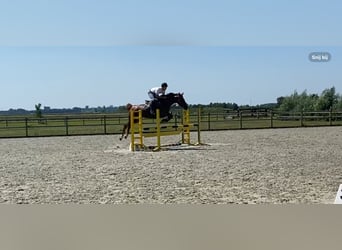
1 110 342 138
0 115 127 138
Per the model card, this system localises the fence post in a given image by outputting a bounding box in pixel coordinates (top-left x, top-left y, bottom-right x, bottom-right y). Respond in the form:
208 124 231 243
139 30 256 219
270 110 273 128
208 112 211 131
239 110 243 129
25 118 28 137
329 108 332 126
300 109 304 127
103 116 107 134
65 117 69 136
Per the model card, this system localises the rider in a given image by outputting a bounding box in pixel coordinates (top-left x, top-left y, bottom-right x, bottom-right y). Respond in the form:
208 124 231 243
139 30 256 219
147 82 168 115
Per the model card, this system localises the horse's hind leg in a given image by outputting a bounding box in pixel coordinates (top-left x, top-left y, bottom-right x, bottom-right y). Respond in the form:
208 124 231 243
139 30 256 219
161 113 173 123
119 124 128 140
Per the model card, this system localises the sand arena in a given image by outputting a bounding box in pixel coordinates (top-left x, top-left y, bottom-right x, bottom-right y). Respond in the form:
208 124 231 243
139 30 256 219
0 126 341 204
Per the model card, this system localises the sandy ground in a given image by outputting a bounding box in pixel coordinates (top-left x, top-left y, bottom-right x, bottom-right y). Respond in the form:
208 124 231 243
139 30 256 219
0 126 341 204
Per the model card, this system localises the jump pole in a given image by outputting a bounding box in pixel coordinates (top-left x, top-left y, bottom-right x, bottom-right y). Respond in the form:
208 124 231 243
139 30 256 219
138 110 143 147
130 109 144 151
130 109 135 151
197 107 202 145
152 108 186 151
155 109 161 151
182 109 190 145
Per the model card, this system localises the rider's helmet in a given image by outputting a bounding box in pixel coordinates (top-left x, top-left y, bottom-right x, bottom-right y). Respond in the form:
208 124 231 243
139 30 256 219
161 82 168 88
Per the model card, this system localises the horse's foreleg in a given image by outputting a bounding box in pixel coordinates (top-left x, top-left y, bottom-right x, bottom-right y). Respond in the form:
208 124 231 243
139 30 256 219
124 122 130 139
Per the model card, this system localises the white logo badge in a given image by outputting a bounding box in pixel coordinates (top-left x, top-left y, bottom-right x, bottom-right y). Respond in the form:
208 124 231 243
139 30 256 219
334 184 342 204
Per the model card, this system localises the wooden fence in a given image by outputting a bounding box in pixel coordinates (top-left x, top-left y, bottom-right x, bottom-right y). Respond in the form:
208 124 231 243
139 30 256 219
201 109 342 130
0 115 126 138
1 110 342 138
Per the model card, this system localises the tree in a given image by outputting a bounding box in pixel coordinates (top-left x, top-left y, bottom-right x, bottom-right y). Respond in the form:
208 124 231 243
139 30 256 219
315 87 338 111
232 103 239 111
334 94 342 110
276 96 285 107
35 103 42 118
277 88 338 112
278 90 298 112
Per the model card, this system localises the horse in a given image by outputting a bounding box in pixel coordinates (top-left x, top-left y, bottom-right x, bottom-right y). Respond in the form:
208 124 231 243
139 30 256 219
119 92 188 140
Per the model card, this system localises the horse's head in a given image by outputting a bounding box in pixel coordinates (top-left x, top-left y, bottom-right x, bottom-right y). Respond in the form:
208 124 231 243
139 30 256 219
173 92 188 110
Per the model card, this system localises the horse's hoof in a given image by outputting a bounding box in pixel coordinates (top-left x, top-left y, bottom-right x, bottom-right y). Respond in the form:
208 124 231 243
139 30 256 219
119 137 122 141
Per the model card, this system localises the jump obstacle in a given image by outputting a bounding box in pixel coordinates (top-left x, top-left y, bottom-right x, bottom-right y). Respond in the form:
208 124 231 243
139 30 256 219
129 108 202 151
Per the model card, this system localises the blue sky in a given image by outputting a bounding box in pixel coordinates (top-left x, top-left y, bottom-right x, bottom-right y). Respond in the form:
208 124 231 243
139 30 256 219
0 0 341 110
